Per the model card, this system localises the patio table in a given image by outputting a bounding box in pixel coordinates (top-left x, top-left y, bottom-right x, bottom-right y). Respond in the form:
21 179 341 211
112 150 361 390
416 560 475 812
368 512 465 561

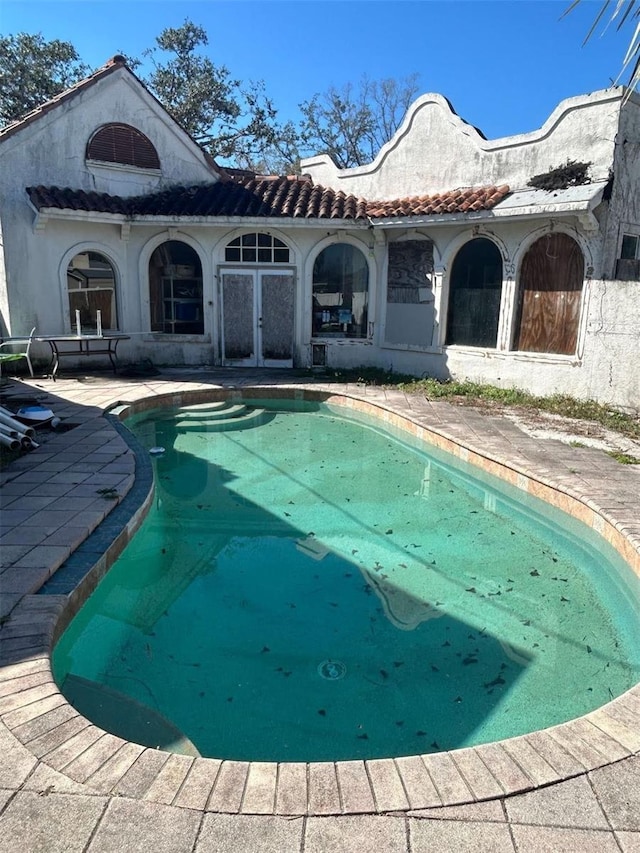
35 334 130 379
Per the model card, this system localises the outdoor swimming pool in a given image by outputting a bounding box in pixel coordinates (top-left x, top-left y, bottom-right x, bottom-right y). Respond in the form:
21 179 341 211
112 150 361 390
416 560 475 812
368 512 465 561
53 398 640 762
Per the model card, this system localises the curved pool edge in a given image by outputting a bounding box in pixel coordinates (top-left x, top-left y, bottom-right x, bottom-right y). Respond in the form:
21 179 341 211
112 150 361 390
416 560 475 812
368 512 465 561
1 381 639 816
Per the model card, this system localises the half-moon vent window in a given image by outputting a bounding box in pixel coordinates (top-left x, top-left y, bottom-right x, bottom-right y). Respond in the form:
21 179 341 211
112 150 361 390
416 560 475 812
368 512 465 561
87 124 160 170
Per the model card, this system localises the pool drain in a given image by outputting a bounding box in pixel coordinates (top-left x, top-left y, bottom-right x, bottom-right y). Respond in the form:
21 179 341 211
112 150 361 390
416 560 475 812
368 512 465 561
317 660 346 680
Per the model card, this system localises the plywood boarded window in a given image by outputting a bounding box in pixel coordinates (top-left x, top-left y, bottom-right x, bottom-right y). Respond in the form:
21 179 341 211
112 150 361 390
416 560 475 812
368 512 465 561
514 233 584 355
445 238 502 348
67 251 117 332
87 124 160 169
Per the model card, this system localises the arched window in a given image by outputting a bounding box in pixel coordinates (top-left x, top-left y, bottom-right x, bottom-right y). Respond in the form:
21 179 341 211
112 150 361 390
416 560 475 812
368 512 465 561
67 251 118 332
149 242 204 334
225 233 290 263
514 233 584 354
87 124 160 170
446 238 503 347
312 244 369 339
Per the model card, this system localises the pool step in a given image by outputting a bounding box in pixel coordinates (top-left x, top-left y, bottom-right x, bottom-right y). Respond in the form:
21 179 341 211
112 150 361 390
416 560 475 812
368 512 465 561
62 674 200 757
180 401 250 418
173 407 270 432
155 403 249 423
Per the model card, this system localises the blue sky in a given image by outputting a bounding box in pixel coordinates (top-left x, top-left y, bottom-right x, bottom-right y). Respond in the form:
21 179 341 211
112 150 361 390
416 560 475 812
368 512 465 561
0 1 633 140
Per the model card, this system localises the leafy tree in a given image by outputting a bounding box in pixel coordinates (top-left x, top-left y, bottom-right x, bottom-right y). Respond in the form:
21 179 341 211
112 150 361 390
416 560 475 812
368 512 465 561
142 21 240 143
0 33 90 125
142 20 298 171
298 74 421 169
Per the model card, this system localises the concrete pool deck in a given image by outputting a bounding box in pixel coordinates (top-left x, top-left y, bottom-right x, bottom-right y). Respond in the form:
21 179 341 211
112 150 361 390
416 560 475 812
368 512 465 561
0 368 639 852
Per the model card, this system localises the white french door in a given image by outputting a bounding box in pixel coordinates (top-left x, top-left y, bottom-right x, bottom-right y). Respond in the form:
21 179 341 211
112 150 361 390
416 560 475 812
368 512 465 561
220 269 295 367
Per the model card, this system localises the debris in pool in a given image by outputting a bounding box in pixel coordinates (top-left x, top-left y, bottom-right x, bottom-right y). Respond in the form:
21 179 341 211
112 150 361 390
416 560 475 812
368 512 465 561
431 741 440 749
416 730 427 736
149 446 165 455
395 720 404 726
318 660 346 680
530 569 540 577
317 709 326 716
261 646 270 653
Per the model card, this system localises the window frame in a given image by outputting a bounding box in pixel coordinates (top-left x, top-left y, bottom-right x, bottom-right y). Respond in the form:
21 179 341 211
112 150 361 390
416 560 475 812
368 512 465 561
66 249 119 334
311 242 370 341
148 241 205 336
444 237 504 349
86 123 161 171
224 233 291 265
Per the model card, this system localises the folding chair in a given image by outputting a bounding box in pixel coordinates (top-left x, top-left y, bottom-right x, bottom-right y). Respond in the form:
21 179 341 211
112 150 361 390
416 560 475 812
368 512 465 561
0 327 36 378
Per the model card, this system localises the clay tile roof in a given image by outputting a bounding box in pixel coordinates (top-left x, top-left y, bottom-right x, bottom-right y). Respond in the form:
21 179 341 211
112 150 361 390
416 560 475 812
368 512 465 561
365 185 510 219
26 179 510 223
26 176 373 221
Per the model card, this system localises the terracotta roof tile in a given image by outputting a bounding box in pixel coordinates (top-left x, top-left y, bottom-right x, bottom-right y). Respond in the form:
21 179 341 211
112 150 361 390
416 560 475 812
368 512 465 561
366 185 510 218
26 178 510 222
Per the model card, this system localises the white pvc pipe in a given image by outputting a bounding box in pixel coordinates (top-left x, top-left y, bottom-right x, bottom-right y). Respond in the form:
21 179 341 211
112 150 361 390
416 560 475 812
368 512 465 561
0 424 34 450
0 431 20 451
0 421 19 436
0 407 36 437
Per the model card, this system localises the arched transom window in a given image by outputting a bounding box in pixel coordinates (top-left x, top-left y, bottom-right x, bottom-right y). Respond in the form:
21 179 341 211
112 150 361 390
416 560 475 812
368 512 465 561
67 251 118 332
87 124 160 170
225 233 290 264
312 244 369 339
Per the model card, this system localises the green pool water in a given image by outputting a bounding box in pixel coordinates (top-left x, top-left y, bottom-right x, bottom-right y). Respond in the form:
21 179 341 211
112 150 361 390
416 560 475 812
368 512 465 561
53 399 640 761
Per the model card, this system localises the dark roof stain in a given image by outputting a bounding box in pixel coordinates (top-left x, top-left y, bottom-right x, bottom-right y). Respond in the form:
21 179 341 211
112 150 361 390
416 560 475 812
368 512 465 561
27 177 510 222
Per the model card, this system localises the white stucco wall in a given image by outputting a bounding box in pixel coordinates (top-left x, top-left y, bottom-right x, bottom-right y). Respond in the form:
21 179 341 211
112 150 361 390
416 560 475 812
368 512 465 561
301 90 623 199
0 67 218 336
601 97 640 278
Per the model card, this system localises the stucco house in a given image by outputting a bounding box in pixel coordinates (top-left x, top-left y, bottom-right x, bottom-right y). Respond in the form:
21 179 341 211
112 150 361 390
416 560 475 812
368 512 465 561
1 56 638 409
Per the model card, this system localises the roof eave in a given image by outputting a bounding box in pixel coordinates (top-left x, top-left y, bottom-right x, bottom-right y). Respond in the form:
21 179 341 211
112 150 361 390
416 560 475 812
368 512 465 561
370 200 603 230
28 207 371 229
